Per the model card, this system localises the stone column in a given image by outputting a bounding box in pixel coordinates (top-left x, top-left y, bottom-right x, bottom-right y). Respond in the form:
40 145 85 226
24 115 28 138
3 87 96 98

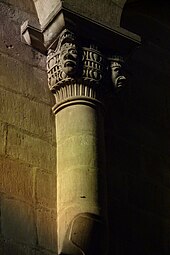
21 3 141 253
47 29 108 255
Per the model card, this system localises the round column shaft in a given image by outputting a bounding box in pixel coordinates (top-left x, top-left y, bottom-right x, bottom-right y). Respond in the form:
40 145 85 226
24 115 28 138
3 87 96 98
47 29 108 255
56 101 106 255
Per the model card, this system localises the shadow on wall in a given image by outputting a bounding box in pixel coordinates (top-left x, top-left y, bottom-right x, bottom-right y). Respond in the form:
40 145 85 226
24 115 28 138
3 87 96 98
0 0 57 254
105 2 170 250
0 155 57 255
104 1 170 254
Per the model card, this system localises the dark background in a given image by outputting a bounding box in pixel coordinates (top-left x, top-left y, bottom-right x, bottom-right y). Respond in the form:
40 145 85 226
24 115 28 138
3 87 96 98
105 1 170 254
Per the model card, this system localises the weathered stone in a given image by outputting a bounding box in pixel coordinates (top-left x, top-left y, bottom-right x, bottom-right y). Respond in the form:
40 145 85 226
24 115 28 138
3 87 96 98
57 134 97 172
0 158 34 203
56 104 98 139
57 166 99 208
0 239 4 255
108 56 127 91
0 157 34 202
6 126 56 171
33 0 125 28
47 33 105 104
0 122 6 156
62 0 124 27
2 0 36 14
4 240 34 255
0 2 44 68
36 170 56 208
1 0 169 254
35 249 57 255
23 0 140 53
46 28 108 255
0 87 55 143
0 53 53 105
36 208 57 252
1 198 36 245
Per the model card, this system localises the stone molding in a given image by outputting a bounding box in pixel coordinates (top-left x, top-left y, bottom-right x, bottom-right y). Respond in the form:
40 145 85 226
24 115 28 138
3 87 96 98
21 5 141 55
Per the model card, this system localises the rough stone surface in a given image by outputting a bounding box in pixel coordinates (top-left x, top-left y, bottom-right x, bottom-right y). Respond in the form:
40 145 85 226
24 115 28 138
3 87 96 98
0 2 57 253
0 2 44 68
35 249 57 255
36 170 56 208
36 208 57 252
34 0 126 28
0 156 34 203
0 52 54 105
1 0 36 14
0 122 6 156
6 125 56 171
56 101 106 254
0 0 170 254
0 87 55 143
1 198 36 245
63 0 125 27
57 167 99 207
4 240 34 255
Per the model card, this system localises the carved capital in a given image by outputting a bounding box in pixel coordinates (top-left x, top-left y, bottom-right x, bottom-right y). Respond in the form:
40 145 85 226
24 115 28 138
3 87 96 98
47 29 105 109
107 55 127 92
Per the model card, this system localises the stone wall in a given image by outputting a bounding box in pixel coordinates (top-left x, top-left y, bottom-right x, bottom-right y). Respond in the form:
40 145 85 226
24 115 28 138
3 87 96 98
0 0 170 255
0 1 57 254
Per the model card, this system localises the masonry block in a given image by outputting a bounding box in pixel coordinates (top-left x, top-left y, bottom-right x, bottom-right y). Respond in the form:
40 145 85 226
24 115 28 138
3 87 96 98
0 122 6 156
3 0 36 14
0 87 55 143
0 157 34 202
0 2 45 69
35 249 57 255
1 198 36 245
36 170 56 208
0 53 53 105
36 208 57 252
4 240 34 255
6 126 56 171
0 239 4 255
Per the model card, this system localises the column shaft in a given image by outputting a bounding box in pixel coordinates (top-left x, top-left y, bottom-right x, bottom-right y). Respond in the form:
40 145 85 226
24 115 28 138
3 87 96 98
56 102 107 254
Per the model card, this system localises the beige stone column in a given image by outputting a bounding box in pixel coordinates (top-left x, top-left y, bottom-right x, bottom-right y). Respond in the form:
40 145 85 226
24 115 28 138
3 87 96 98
47 29 107 255
21 2 141 254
